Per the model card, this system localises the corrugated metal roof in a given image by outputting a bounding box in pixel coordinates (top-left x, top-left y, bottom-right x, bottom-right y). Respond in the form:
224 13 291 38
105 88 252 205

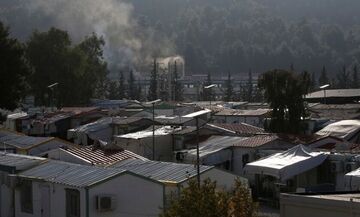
111 117 152 125
3 136 53 149
60 107 99 116
65 146 147 166
155 116 194 125
0 129 20 138
110 159 213 183
19 160 126 187
0 152 46 171
215 109 271 117
306 89 360 99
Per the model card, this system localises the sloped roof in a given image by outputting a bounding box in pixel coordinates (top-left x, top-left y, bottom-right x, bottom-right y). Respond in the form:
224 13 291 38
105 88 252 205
212 123 265 135
215 109 271 117
0 152 46 171
187 136 248 158
316 120 360 140
110 159 213 184
0 130 54 150
3 136 53 149
60 107 100 116
245 145 327 181
18 160 126 188
306 89 360 99
233 135 279 148
115 126 181 139
155 116 194 125
64 146 147 166
111 117 153 125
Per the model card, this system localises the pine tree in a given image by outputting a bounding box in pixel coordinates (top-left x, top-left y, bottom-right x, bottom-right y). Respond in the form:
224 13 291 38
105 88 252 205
118 70 126 99
128 70 135 99
107 80 119 100
336 65 350 88
352 64 359 88
203 72 214 101
247 69 253 102
224 72 234 101
310 72 316 91
148 59 158 101
290 63 295 72
173 61 183 101
137 83 143 101
318 65 329 86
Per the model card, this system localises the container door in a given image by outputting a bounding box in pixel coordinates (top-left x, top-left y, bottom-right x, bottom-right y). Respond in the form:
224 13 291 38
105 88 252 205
40 185 50 217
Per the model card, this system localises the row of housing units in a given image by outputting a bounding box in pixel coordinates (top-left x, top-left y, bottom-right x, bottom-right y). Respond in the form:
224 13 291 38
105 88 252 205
1 88 360 216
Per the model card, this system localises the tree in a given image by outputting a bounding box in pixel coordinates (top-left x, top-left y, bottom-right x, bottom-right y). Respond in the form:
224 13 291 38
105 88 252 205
352 64 359 88
107 80 119 100
318 65 329 86
247 69 253 102
173 61 183 101
224 72 234 101
128 70 136 100
336 65 350 88
118 70 126 99
136 83 143 101
26 28 108 106
310 72 316 91
0 22 30 110
77 33 108 101
202 72 214 101
148 59 158 101
258 69 310 133
160 178 257 217
26 27 72 106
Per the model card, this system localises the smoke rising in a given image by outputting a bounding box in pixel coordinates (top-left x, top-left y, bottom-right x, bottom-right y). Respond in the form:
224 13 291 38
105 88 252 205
9 0 175 75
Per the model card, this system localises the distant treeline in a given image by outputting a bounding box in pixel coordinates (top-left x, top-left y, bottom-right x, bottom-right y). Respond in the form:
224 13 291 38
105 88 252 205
129 0 360 77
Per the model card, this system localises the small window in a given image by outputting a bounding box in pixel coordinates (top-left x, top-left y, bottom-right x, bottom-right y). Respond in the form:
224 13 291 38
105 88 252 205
20 180 33 214
66 189 80 217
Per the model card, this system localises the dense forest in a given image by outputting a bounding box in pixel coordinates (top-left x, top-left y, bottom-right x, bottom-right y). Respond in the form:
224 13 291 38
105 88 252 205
1 0 360 78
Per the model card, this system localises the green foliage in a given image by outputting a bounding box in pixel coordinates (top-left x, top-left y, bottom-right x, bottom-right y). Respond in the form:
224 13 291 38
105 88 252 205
202 72 214 101
26 28 108 106
258 69 310 133
0 21 30 110
107 80 119 100
148 59 158 101
128 70 136 100
224 72 234 102
118 71 126 99
160 178 257 217
336 65 350 88
247 70 253 102
352 65 359 88
173 61 184 101
318 66 329 86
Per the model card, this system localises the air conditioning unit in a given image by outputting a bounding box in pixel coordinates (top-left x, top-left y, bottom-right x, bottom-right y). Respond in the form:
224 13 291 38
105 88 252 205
345 162 358 173
330 161 343 173
96 195 116 212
